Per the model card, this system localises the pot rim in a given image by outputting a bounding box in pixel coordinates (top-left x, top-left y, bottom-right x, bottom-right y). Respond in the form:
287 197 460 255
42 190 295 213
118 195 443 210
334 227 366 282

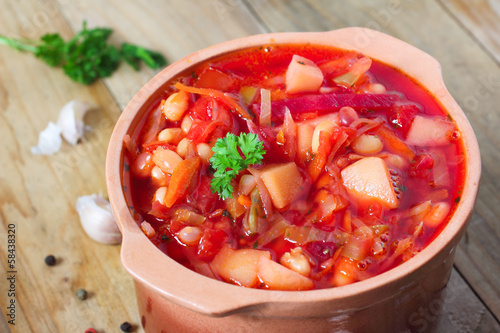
106 27 481 316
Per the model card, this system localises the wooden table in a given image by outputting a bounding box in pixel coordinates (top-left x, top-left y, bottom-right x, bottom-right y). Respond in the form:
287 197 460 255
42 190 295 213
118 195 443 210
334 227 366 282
0 1 499 332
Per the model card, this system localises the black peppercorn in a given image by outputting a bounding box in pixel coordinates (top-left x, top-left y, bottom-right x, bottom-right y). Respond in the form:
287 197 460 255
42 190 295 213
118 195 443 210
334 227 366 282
120 321 133 332
76 288 87 300
44 255 56 266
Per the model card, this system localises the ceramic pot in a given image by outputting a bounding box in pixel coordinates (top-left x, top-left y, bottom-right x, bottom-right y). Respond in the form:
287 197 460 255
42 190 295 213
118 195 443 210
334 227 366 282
106 27 481 333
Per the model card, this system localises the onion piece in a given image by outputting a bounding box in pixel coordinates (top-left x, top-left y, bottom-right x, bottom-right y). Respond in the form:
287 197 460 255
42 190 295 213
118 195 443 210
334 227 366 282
349 117 384 137
173 208 206 225
341 226 374 261
431 150 451 187
238 174 257 196
247 167 274 218
260 88 272 127
284 225 349 246
255 216 290 247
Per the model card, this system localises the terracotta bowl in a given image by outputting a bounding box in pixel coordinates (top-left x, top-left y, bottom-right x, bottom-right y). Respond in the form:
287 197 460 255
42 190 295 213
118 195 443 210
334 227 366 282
106 27 480 333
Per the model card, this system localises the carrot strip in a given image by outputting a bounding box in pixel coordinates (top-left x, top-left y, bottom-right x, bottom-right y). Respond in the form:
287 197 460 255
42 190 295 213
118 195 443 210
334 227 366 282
164 157 201 208
174 82 253 120
237 194 252 208
376 125 415 161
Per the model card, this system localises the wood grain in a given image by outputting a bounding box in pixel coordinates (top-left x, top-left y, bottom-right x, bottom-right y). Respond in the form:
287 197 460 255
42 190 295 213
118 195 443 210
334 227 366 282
0 0 499 332
438 269 499 332
439 0 500 64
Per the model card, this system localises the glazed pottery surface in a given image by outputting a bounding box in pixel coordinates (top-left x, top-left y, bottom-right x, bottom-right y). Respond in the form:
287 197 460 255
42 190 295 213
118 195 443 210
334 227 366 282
106 27 480 333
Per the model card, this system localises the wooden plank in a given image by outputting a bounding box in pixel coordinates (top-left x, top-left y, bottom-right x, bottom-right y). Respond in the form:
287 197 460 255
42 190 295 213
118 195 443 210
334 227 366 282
246 0 500 324
437 268 500 332
439 0 500 64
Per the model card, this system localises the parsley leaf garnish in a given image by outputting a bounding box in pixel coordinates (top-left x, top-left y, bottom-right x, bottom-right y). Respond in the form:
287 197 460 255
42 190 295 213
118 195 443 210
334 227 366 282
121 42 167 70
0 21 166 85
210 133 265 200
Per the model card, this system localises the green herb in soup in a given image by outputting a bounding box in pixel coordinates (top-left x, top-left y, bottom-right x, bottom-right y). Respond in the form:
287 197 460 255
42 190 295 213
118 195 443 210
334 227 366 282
123 44 465 290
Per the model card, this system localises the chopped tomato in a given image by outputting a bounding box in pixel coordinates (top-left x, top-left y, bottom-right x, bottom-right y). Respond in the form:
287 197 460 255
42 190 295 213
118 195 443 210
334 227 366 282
142 141 177 153
193 176 218 213
190 96 214 121
197 229 228 261
194 67 239 92
174 82 253 120
409 153 434 179
387 104 419 137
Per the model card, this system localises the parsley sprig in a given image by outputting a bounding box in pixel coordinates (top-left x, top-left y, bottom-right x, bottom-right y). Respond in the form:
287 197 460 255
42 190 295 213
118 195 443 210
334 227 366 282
210 133 266 200
0 21 166 85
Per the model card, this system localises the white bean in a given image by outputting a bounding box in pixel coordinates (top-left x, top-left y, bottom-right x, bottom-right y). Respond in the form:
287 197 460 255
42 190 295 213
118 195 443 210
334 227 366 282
152 148 183 174
423 202 450 228
177 137 194 158
154 186 167 203
178 226 202 246
367 83 386 94
351 134 383 154
197 143 214 164
383 153 409 169
162 91 189 121
158 128 183 144
151 166 168 186
280 247 311 277
181 114 193 134
339 106 359 126
131 152 154 178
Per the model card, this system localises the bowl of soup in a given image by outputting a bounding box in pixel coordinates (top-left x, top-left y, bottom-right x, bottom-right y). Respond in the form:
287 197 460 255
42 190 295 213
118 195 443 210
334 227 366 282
106 27 480 332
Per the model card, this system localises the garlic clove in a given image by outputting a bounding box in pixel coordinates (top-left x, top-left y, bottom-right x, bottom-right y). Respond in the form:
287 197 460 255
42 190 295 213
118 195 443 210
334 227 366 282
30 121 62 155
57 100 91 145
76 194 122 245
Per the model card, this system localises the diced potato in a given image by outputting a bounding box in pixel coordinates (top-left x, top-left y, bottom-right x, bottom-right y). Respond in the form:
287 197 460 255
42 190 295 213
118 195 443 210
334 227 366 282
341 157 399 209
260 162 303 209
285 55 324 94
406 115 455 146
258 256 314 291
225 197 247 219
211 246 271 288
332 257 358 287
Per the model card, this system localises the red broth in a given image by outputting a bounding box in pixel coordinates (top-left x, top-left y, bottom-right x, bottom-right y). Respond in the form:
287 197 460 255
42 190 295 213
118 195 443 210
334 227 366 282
123 44 466 290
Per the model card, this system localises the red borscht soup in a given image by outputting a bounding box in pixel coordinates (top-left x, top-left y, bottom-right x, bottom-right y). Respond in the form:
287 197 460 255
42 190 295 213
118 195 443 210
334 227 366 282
123 44 465 290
